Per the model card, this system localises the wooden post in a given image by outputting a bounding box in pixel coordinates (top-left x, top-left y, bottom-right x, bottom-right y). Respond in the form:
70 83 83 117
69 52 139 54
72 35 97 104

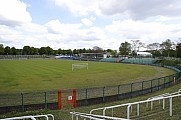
73 88 76 108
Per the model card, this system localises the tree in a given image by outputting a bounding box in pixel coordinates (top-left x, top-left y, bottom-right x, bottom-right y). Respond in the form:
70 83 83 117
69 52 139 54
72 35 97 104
4 46 11 55
92 46 103 53
82 48 87 53
53 50 58 55
66 49 73 55
46 46 53 55
0 44 4 55
160 39 175 57
105 49 116 57
119 41 131 55
176 43 181 58
147 43 160 51
87 48 92 53
131 40 145 57
73 49 78 55
30 47 39 55
39 47 47 55
23 46 31 55
11 47 18 55
131 40 144 52
147 43 161 57
58 48 62 55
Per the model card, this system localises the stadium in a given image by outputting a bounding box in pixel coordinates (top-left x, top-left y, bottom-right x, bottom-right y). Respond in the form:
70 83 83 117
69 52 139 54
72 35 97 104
0 54 181 120
1 0 181 119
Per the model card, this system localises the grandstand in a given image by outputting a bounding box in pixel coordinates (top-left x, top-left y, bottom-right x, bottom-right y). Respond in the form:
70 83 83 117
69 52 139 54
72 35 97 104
99 58 124 63
121 58 158 64
80 53 107 61
55 55 80 60
99 58 158 64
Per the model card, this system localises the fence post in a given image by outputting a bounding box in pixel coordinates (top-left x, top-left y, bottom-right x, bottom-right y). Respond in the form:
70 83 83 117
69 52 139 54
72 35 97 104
142 81 144 95
117 85 120 100
158 78 160 90
169 75 171 86
151 80 153 93
21 93 24 111
85 88 88 105
170 97 173 116
44 92 47 109
73 88 76 108
103 87 105 102
131 83 133 97
164 77 167 88
58 90 61 110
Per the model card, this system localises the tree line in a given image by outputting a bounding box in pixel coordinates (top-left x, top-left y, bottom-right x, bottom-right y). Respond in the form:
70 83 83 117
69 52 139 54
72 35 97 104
119 39 181 58
0 39 181 57
0 45 111 56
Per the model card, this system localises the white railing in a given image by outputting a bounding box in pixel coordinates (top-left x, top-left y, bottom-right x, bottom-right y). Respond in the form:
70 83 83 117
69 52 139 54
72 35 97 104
89 89 181 119
70 112 128 120
146 89 181 109
0 114 54 120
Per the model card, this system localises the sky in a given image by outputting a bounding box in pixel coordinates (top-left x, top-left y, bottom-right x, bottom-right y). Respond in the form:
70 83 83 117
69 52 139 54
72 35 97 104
0 0 181 50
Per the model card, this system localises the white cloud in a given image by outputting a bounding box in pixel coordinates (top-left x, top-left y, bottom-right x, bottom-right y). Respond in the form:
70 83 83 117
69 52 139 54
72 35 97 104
1 16 181 50
45 19 82 34
105 19 181 44
81 18 93 27
52 0 181 20
52 0 101 16
1 0 181 50
99 0 181 20
0 0 32 27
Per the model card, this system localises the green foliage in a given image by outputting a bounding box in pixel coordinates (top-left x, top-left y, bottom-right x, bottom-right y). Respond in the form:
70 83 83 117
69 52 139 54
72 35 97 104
119 41 131 55
160 39 176 57
176 43 181 58
4 46 11 55
0 44 4 55
23 46 31 55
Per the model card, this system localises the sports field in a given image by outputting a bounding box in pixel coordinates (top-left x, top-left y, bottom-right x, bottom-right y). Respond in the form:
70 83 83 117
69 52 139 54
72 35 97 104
0 59 175 93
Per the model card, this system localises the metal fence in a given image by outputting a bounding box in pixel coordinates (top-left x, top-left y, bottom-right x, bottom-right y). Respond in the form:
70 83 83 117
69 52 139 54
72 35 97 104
0 91 58 114
0 62 181 114
76 72 181 107
0 55 53 60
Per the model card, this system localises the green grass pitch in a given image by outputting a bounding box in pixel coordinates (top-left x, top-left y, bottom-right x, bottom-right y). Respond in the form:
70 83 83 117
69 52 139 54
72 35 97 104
0 59 175 93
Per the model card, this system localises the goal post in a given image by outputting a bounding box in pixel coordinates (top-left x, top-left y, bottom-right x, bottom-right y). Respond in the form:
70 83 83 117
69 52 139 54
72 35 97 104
72 63 88 71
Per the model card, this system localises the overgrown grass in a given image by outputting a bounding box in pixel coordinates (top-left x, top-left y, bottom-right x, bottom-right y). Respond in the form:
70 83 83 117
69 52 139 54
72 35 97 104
0 59 175 93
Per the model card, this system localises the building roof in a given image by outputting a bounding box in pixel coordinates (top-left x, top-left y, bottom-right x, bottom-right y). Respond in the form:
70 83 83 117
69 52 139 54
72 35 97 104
81 53 106 55
137 52 152 55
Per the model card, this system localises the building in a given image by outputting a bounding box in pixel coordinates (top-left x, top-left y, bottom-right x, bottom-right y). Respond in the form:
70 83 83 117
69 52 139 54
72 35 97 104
80 53 107 61
137 52 152 57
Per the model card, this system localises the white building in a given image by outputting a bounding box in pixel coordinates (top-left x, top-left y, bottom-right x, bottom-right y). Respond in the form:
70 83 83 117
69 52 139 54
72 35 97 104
137 52 152 57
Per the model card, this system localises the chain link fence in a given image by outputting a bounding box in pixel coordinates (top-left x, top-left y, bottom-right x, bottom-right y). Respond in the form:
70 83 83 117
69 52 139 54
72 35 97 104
76 72 181 107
